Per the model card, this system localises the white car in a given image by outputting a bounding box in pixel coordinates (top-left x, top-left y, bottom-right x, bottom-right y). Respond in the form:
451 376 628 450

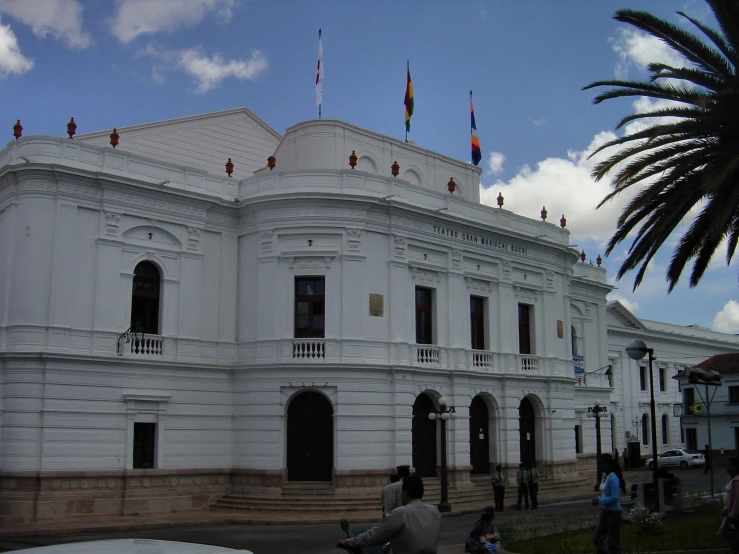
6 539 254 554
646 448 706 469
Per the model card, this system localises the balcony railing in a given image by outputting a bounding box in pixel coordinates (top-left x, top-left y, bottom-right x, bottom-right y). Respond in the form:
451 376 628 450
471 350 493 369
293 339 325 359
119 335 163 357
416 345 440 365
519 355 539 372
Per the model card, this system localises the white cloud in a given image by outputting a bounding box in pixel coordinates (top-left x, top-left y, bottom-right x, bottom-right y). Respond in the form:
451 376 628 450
111 0 239 43
138 44 267 93
486 151 505 176
713 300 739 333
479 130 638 247
529 116 545 127
610 27 688 79
0 19 32 77
0 0 90 49
607 293 639 314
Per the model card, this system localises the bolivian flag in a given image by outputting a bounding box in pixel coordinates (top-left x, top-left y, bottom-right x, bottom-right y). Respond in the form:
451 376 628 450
470 91 481 166
404 62 414 134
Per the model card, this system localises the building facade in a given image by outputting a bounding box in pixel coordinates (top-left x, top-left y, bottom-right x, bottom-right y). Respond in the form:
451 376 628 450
676 353 739 456
0 107 736 523
606 304 739 462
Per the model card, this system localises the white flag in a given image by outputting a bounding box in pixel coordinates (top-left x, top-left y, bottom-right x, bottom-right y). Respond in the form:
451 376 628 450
315 29 323 107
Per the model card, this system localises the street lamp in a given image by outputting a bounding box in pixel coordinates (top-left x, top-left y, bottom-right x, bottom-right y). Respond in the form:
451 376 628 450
626 338 660 512
685 366 723 500
587 400 608 488
429 396 455 513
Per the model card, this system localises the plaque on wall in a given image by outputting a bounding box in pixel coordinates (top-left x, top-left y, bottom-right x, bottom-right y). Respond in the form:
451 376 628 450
369 294 384 317
557 320 564 338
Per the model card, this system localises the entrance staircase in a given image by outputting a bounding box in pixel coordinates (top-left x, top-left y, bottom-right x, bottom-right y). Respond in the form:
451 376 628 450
211 472 595 522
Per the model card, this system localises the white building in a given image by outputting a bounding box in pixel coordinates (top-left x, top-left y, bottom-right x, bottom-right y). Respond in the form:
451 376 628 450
675 353 739 456
606 303 739 463
0 107 735 524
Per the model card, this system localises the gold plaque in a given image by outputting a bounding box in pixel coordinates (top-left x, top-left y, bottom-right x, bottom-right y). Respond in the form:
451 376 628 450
557 320 564 338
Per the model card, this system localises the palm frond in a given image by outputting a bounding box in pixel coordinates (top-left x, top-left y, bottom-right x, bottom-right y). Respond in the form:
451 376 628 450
589 1 739 290
614 9 733 78
678 10 739 68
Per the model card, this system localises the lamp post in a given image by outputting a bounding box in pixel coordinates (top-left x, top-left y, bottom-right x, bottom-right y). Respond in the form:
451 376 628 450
626 339 660 512
429 396 455 513
685 366 723 501
587 400 608 488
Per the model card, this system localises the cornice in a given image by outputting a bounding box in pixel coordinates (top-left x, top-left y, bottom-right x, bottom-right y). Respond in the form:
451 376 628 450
608 325 739 351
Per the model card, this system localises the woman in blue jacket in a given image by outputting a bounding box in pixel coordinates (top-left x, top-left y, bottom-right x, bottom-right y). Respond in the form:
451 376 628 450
592 453 622 554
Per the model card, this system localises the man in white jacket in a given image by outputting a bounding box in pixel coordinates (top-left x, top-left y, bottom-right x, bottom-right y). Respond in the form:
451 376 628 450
339 475 441 554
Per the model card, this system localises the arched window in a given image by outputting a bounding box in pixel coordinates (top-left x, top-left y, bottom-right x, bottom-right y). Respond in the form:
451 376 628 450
571 325 578 356
642 414 649 446
131 261 161 334
662 414 669 445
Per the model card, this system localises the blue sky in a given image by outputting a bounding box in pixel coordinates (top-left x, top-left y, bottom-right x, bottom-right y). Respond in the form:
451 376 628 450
0 0 737 333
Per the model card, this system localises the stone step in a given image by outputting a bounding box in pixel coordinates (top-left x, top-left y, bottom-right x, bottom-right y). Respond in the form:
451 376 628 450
212 473 597 515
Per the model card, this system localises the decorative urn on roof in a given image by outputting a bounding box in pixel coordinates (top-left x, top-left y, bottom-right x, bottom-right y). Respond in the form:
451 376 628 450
391 160 399 177
67 117 77 139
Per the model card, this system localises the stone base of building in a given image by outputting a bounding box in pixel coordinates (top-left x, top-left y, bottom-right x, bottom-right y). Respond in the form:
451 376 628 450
1 460 591 526
0 469 230 526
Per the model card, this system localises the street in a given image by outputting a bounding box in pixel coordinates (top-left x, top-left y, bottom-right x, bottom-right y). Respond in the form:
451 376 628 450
0 465 727 553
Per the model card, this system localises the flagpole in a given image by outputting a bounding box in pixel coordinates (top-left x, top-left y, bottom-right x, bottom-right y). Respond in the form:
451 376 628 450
317 28 323 119
405 60 409 143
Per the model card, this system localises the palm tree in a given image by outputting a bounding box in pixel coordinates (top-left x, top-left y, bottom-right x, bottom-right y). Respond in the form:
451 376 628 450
583 0 739 291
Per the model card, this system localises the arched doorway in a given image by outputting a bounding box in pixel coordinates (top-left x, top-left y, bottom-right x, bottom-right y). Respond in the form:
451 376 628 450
519 397 536 467
287 391 333 481
412 394 437 477
469 396 490 474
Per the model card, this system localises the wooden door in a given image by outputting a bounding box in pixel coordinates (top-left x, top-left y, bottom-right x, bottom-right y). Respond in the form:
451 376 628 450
519 397 536 467
412 394 437 477
469 396 490 474
287 391 333 481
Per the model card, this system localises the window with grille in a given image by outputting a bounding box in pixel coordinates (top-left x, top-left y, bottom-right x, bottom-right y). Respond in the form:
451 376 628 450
415 287 433 344
133 422 156 469
295 277 325 338
470 296 485 350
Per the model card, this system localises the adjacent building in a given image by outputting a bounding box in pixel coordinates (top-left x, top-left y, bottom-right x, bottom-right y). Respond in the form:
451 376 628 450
676 353 739 455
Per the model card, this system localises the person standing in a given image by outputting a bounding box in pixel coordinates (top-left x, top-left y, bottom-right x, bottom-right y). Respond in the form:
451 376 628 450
387 465 412 512
592 453 622 554
491 464 507 512
382 470 400 516
722 457 739 553
515 463 529 510
528 463 540 509
622 447 629 470
339 475 441 554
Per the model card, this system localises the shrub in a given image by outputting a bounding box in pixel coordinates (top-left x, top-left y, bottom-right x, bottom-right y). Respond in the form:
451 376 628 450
629 507 663 535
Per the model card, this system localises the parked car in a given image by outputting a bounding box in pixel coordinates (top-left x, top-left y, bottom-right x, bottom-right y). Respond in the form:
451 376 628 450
7 539 254 553
646 449 705 469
